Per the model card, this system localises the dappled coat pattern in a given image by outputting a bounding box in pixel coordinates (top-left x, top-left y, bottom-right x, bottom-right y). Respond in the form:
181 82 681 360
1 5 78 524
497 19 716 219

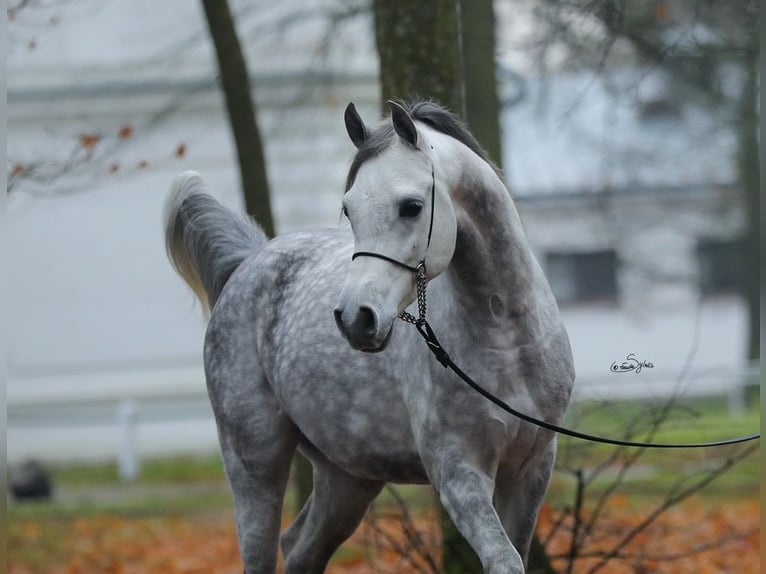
164 100 574 574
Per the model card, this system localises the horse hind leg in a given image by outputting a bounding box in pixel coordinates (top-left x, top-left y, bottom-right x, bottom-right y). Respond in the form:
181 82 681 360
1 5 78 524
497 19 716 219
220 422 296 574
281 455 383 574
207 356 298 573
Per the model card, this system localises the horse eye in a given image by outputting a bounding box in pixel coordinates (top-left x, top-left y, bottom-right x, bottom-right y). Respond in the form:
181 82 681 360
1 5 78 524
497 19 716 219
399 200 423 218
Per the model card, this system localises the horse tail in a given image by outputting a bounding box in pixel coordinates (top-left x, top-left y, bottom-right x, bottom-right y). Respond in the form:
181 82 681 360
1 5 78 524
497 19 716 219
163 171 267 315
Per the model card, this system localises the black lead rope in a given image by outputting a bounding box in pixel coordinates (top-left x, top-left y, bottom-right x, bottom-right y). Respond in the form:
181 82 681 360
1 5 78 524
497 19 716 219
405 272 759 449
349 159 759 448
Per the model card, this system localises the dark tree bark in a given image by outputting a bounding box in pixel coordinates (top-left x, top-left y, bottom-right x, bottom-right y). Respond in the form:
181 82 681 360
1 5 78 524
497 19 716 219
372 1 480 572
459 0 502 166
458 2 555 570
201 0 315 512
373 0 464 114
528 534 558 574
740 37 759 363
201 0 275 238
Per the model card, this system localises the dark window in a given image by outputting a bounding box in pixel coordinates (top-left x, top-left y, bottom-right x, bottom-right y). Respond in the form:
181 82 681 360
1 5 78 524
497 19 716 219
638 98 681 121
546 250 618 305
697 239 744 296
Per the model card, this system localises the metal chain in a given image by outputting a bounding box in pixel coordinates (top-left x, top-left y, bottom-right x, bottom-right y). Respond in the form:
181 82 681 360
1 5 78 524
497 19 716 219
399 263 428 325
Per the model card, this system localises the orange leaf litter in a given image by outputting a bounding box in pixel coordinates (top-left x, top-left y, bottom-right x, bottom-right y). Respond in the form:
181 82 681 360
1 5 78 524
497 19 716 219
9 499 759 574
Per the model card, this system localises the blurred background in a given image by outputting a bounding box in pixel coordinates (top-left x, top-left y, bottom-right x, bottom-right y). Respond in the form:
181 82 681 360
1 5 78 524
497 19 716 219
6 1 760 573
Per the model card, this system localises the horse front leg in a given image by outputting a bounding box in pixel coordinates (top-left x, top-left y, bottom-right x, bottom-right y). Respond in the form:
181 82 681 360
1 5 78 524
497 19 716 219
429 451 526 574
494 439 557 567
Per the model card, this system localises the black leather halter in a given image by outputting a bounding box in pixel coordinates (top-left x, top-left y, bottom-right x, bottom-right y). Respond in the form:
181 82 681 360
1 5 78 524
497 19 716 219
346 157 759 449
351 165 436 276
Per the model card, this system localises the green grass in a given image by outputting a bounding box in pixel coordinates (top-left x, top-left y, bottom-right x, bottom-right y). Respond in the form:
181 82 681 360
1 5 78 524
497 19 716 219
566 393 759 429
9 487 233 521
9 455 231 523
50 454 226 487
546 453 759 508
547 394 760 508
561 395 759 454
9 393 759 524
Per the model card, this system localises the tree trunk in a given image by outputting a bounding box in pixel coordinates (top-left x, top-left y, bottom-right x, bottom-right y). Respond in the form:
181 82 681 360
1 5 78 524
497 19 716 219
200 0 275 238
740 41 759 363
201 0 314 514
373 1 480 571
527 533 558 574
458 2 555 571
459 0 502 166
373 0 464 114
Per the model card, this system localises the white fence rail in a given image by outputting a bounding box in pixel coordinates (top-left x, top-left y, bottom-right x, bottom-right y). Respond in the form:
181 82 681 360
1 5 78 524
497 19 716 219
7 362 759 475
7 363 219 472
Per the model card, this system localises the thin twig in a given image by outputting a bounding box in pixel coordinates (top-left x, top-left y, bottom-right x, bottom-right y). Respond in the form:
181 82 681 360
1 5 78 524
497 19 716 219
585 443 758 574
542 506 571 548
565 468 586 574
384 485 441 574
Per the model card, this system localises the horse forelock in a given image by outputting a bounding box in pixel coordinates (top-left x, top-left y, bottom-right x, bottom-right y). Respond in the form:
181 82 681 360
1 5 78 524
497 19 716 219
344 100 500 193
344 123 396 192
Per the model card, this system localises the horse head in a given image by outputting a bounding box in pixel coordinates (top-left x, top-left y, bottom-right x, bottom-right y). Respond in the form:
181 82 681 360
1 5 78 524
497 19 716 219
334 101 457 352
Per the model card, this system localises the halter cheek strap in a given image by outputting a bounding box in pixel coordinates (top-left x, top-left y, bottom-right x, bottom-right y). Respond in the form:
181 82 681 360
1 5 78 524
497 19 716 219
351 164 436 277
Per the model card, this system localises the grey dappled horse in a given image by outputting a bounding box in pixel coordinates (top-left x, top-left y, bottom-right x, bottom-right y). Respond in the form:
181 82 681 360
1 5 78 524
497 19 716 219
164 100 574 574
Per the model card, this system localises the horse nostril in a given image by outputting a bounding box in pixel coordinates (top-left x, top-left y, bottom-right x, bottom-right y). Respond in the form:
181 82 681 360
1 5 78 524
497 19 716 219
354 306 378 336
333 307 345 334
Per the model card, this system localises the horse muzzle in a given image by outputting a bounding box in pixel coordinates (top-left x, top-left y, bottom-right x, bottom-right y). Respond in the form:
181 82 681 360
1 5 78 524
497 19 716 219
333 304 393 353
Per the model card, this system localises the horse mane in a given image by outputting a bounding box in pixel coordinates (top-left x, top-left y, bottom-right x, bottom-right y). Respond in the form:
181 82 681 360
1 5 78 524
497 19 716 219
408 101 498 172
345 100 500 191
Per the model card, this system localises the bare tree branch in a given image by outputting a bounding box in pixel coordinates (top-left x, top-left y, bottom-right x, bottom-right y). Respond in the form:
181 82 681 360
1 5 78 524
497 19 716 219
584 443 758 574
363 489 440 574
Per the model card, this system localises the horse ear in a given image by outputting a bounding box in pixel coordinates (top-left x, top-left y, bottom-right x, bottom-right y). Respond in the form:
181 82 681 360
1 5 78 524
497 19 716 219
388 101 417 147
344 102 368 148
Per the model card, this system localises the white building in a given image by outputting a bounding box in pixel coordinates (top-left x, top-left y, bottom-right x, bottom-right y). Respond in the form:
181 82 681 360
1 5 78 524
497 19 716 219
6 1 752 464
505 70 751 398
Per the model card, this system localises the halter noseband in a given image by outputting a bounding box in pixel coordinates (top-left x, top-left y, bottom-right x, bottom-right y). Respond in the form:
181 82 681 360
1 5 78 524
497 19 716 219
351 164 436 278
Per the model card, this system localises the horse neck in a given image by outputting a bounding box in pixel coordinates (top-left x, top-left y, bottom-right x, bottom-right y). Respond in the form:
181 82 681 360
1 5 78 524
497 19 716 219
431 137 541 322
